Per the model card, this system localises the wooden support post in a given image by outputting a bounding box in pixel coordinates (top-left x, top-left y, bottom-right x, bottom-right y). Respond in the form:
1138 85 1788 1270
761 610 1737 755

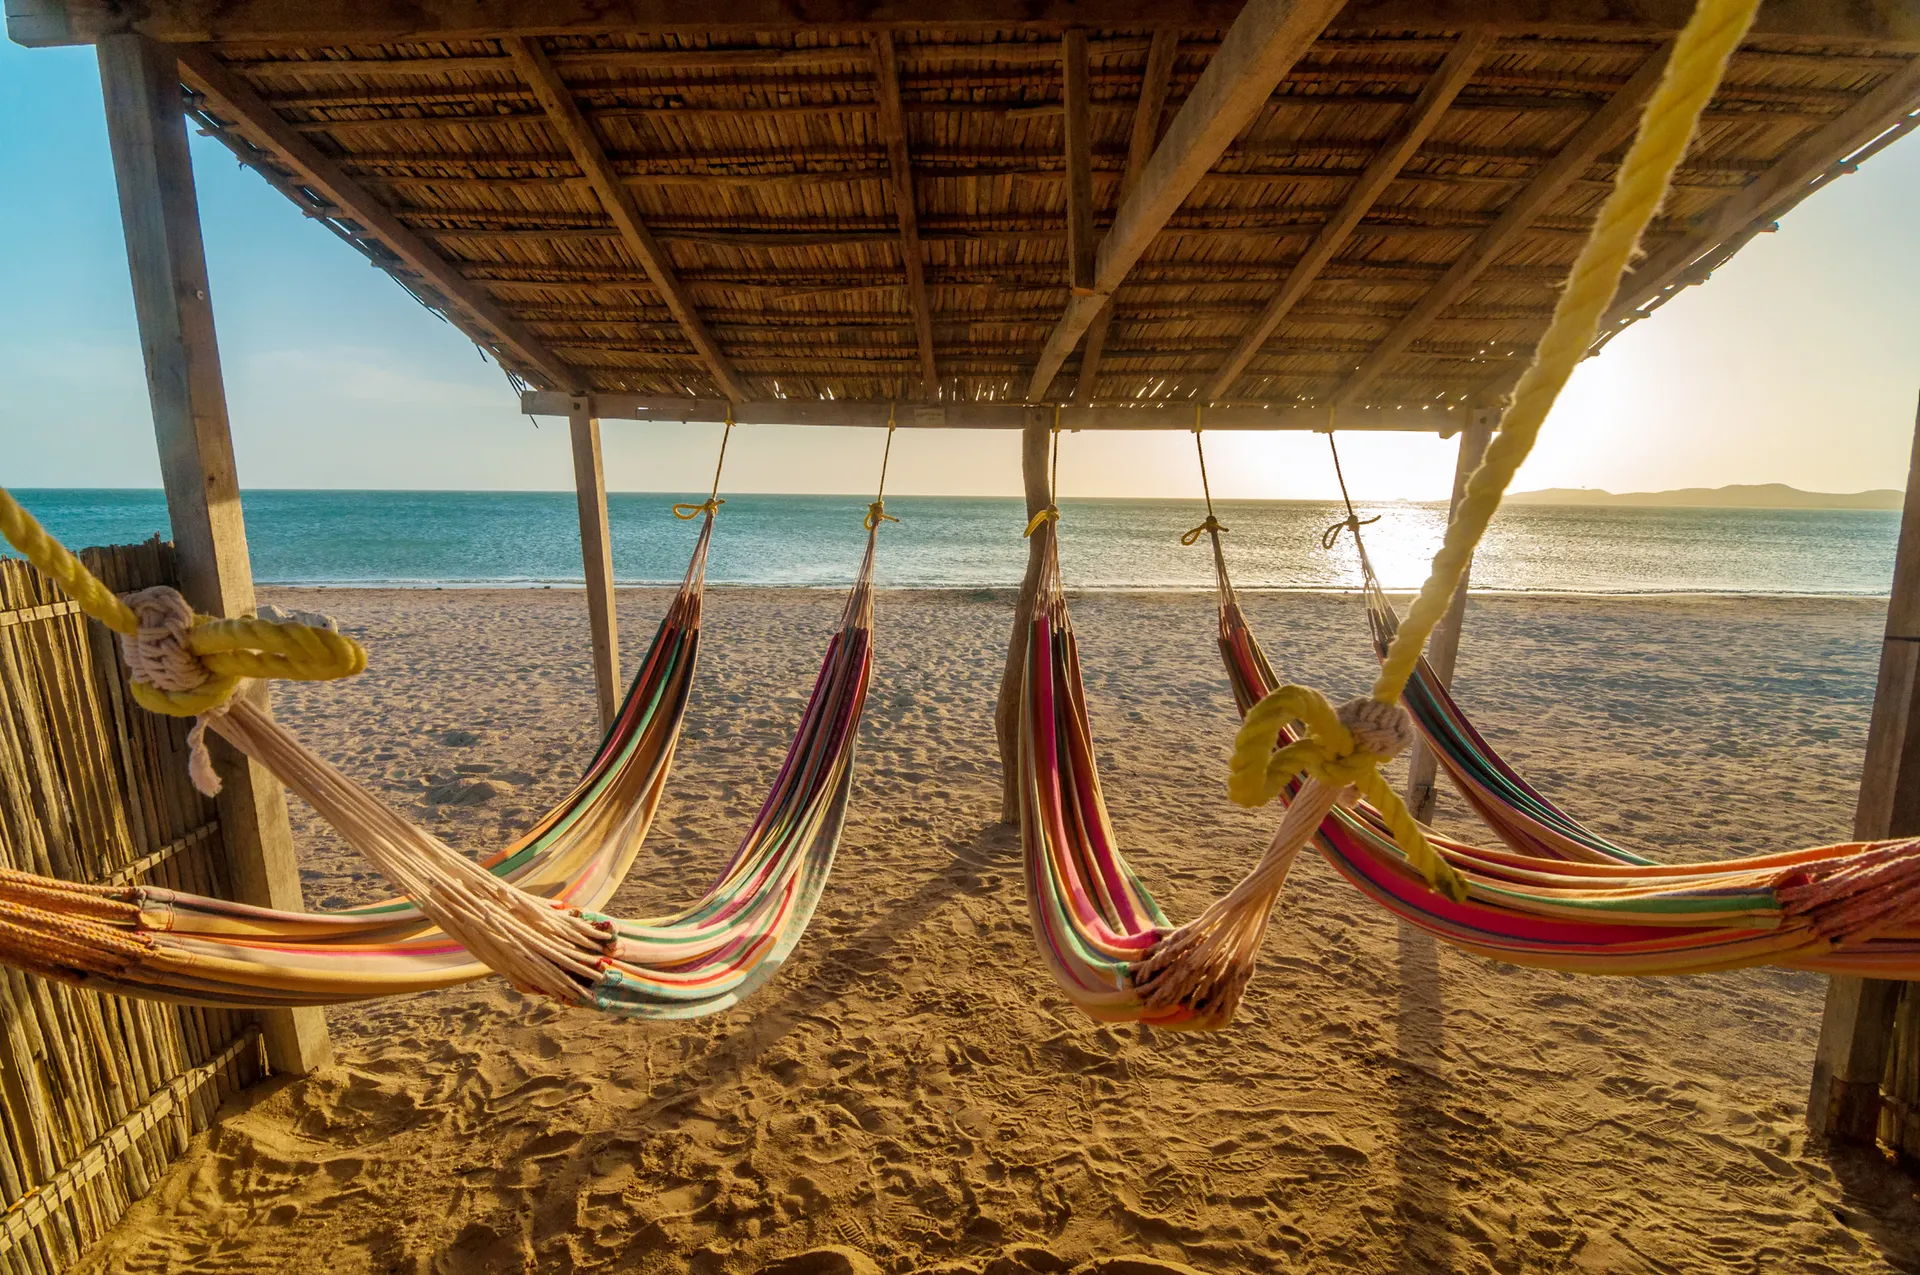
568 396 620 733
1404 409 1495 824
97 32 330 1076
996 410 1055 823
1809 393 1920 1145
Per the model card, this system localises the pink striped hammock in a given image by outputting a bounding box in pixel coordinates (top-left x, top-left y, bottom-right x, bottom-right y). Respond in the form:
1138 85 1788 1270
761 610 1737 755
0 511 879 1019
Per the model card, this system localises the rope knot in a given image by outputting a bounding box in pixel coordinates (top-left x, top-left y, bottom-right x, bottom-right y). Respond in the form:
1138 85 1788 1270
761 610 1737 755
1180 514 1228 547
1335 695 1415 763
1321 512 1381 551
864 500 900 531
672 497 725 521
118 587 240 798
119 587 218 698
1227 684 1466 902
1023 505 1060 538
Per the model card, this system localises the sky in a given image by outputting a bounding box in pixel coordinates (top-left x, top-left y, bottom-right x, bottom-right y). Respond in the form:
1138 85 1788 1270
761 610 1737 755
2 39 1916 502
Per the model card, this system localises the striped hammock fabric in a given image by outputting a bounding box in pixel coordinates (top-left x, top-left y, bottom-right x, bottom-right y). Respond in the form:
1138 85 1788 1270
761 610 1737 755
1359 560 1651 866
1019 520 1920 1034
0 514 878 1019
1218 544 1920 982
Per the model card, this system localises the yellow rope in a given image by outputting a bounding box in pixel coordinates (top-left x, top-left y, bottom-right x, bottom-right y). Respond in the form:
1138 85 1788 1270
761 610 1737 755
1228 687 1466 900
1226 0 1758 897
0 492 139 635
866 404 902 530
1370 0 1758 708
672 405 736 521
0 485 366 717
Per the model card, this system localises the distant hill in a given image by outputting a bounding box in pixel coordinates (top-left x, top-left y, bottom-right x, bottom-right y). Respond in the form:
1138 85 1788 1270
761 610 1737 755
1505 483 1903 511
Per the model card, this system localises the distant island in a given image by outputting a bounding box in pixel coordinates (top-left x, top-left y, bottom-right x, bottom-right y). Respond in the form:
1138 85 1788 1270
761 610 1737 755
1504 483 1902 511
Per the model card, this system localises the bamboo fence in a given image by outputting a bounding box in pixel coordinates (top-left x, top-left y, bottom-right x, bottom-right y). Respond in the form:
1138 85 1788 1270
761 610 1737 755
0 541 261 1275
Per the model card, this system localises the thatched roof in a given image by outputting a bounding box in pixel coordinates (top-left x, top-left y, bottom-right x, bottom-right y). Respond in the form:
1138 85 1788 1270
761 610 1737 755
17 1 1920 416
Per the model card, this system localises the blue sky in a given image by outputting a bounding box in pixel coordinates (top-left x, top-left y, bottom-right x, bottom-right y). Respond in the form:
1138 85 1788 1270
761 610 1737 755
2 38 1916 500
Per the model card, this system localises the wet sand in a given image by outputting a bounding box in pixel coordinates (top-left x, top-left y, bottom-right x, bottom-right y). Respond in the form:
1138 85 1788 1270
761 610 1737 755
79 586 1920 1274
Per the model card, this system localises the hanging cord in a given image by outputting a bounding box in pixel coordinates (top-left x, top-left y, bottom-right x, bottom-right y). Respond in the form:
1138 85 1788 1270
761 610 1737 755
0 487 366 795
1219 0 1756 906
673 405 734 521
1319 431 1381 551
1023 405 1064 537
865 403 902 530
1180 407 1230 547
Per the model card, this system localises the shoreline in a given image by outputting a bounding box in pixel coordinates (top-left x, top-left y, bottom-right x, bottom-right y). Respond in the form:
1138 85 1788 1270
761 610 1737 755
260 580 1898 601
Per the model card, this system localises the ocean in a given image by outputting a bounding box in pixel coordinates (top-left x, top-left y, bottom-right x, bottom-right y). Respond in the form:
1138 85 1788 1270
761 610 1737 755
6 488 1899 596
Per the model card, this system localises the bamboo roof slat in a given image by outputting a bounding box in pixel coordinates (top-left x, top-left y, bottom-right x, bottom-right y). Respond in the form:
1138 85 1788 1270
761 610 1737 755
59 9 1907 407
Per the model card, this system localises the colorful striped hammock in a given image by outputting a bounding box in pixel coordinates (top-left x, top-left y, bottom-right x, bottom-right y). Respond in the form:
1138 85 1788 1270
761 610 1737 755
0 512 878 1019
1018 513 1920 1034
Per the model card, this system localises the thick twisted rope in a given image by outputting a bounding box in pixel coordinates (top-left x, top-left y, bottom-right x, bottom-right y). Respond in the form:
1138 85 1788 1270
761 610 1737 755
0 485 366 794
1224 0 1759 905
1369 0 1758 708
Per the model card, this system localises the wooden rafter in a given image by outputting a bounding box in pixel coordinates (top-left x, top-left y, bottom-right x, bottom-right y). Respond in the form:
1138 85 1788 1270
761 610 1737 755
1329 41 1673 408
174 48 577 390
870 31 938 399
1077 28 1179 402
13 0 1920 49
1022 0 1346 401
1062 29 1096 296
1202 27 1497 401
504 36 747 401
1602 56 1920 334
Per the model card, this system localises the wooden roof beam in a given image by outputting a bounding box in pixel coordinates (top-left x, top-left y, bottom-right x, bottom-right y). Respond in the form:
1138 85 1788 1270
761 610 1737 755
173 47 577 389
13 0 1920 49
869 31 937 400
1202 26 1496 402
1023 0 1347 402
504 36 748 402
1062 29 1097 299
1077 28 1179 402
1329 41 1673 409
523 392 1474 432
1599 56 1920 339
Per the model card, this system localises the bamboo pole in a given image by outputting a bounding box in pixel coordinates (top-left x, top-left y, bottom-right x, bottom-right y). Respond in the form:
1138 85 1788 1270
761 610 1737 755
1809 393 1920 1146
96 32 330 1076
997 409 1055 823
567 396 621 733
1404 409 1495 823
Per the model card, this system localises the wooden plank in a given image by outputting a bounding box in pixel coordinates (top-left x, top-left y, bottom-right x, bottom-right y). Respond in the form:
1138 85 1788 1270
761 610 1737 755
504 36 747 402
1204 27 1497 401
522 392 1472 431
14 0 1920 48
1600 57 1920 339
1810 392 1920 1146
97 33 331 1078
1403 409 1494 823
568 397 621 734
1076 29 1178 402
1062 28 1096 298
172 47 576 390
1330 40 1672 408
995 409 1056 823
869 31 938 399
1023 0 1348 401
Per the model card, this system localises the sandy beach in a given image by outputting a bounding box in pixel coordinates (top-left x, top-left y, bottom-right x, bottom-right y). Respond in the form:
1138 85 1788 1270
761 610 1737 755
76 585 1920 1275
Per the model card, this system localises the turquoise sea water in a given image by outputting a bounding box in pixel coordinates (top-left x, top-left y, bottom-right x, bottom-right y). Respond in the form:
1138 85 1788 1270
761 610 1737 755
6 489 1899 595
